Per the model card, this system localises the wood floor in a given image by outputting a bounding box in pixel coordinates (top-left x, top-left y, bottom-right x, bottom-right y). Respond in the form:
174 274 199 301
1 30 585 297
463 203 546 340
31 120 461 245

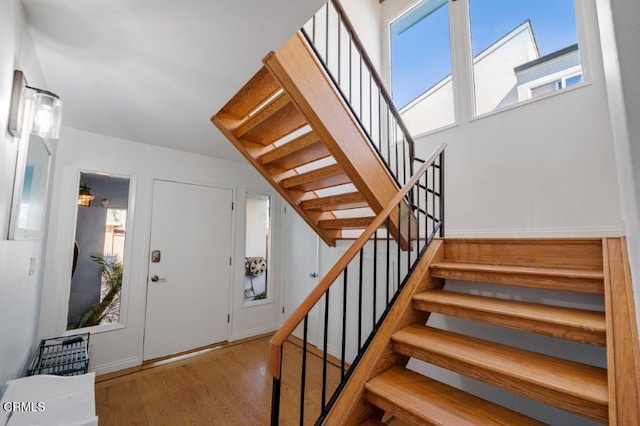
96 336 341 425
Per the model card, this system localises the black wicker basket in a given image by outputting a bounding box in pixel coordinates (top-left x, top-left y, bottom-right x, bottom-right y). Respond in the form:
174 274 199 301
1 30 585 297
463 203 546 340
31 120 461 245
27 333 90 376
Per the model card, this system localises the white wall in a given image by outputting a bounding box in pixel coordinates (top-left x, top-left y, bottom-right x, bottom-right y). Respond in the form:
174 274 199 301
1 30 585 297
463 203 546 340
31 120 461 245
38 127 283 374
341 0 382 73
0 0 50 393
595 0 640 334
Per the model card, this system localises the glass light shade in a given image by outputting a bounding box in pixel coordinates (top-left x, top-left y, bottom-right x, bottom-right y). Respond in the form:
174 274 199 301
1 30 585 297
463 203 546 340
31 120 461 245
78 183 95 208
30 92 62 139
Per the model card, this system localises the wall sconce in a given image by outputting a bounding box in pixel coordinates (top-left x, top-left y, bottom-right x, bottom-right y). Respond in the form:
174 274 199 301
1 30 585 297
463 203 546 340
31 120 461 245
8 70 63 139
78 183 95 208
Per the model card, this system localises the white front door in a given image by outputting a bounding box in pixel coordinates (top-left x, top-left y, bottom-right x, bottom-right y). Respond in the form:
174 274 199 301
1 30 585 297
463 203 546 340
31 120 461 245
144 180 233 361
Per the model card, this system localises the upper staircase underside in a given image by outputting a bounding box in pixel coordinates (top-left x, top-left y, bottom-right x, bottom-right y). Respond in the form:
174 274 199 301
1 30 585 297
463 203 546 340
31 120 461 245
212 34 409 247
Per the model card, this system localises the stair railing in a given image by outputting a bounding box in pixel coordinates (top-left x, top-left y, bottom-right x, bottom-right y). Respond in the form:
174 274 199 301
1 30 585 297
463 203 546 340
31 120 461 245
269 144 446 425
300 0 418 187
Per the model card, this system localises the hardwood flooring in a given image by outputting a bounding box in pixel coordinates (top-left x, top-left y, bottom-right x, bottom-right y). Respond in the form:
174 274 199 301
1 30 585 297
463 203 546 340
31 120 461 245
96 336 341 425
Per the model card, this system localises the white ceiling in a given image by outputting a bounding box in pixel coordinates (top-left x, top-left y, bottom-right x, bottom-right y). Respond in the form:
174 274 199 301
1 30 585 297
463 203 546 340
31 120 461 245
21 0 326 161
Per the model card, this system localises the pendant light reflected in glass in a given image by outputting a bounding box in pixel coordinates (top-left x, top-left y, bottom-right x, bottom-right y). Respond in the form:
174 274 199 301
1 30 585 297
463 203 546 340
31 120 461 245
78 183 95 208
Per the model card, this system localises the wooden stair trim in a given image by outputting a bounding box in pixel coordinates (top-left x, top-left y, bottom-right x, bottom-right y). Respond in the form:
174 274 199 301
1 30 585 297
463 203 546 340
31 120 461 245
322 240 445 425
218 66 282 119
391 324 609 422
211 114 338 247
263 34 416 247
301 191 368 212
603 237 640 425
442 238 604 270
365 366 544 426
280 163 350 191
319 217 375 230
430 261 604 294
413 290 606 345
259 131 330 169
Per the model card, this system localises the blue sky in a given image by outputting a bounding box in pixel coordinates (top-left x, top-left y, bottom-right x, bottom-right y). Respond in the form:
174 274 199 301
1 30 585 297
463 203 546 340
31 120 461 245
391 0 580 108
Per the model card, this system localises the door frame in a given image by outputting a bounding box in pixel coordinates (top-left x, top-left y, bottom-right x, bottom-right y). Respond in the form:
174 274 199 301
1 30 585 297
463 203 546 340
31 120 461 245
142 177 237 357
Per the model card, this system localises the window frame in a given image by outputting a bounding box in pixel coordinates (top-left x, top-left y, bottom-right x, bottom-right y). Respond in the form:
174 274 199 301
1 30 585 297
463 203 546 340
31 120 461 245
383 0 592 135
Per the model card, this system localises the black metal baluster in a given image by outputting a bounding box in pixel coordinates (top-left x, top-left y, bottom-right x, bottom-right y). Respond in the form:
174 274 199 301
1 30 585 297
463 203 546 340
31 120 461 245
386 217 391 304
300 315 309 425
417 180 421 254
407 198 411 274
394 122 399 183
341 267 347 380
337 15 341 86
440 152 445 236
270 346 283 426
396 204 401 292
349 37 352 103
358 248 364 349
321 290 330 411
424 171 429 241
373 231 378 327
325 3 329 63
369 75 373 142
402 132 407 186
312 14 316 44
359 54 363 119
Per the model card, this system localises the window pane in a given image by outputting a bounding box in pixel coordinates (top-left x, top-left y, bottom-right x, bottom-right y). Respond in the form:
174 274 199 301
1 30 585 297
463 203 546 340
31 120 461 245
469 0 582 115
391 0 455 135
244 193 271 302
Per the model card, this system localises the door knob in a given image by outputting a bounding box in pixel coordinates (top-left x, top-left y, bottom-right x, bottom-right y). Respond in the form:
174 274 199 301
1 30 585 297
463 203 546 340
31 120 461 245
309 272 318 278
150 275 166 282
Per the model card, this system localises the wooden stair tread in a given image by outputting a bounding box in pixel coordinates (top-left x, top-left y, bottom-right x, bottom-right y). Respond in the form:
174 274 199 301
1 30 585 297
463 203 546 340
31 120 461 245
392 325 608 422
259 131 329 169
430 261 604 294
280 164 350 191
319 217 375 230
413 290 606 345
366 366 544 426
233 92 307 145
218 66 281 119
301 192 368 212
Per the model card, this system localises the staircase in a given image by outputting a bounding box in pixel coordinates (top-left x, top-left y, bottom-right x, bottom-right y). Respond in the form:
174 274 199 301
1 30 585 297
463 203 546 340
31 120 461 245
210 1 639 424
212 32 410 247
328 238 640 425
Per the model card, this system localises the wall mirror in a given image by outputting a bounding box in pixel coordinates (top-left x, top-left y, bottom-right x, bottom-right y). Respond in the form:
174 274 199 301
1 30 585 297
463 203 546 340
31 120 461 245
67 171 131 330
8 135 52 240
244 192 272 303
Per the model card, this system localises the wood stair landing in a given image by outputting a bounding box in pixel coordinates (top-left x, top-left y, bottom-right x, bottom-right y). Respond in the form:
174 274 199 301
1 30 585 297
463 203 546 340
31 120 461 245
365 366 544 426
212 34 411 247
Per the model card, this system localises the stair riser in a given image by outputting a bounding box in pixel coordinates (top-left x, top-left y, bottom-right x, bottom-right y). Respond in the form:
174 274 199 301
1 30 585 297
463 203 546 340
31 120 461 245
391 341 608 423
430 268 604 294
412 300 606 346
442 239 604 270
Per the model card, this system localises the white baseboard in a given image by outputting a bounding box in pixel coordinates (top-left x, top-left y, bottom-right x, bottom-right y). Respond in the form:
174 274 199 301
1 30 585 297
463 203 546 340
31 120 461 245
89 356 140 376
445 225 624 238
229 324 279 342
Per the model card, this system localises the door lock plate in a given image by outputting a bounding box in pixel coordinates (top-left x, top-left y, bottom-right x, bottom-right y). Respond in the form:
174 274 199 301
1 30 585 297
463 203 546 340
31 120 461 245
151 250 161 263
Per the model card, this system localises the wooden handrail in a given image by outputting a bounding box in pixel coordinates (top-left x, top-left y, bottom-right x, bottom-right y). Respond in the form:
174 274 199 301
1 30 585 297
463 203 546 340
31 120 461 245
268 143 446 379
328 0 417 160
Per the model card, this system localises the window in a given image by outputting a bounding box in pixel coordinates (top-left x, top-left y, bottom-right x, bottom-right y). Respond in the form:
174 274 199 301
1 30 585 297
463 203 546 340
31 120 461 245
389 0 584 130
469 0 583 115
390 0 455 135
